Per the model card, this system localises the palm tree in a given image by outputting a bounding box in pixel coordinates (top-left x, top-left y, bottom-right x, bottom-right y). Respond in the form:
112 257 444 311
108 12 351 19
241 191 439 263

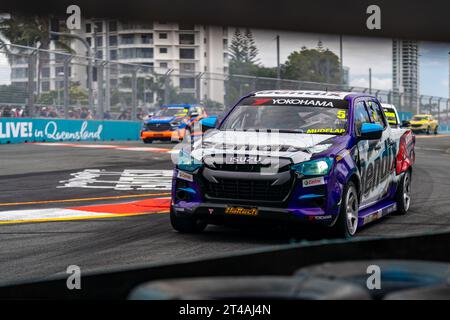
0 14 73 100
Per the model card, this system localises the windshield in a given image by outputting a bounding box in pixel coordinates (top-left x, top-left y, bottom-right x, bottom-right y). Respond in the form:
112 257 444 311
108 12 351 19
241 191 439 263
220 97 349 134
412 115 429 121
156 108 188 117
383 108 399 125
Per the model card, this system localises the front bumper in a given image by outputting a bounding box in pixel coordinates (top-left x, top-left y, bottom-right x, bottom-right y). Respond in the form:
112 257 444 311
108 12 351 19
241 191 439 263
171 167 343 227
141 130 174 140
409 124 428 132
172 202 336 226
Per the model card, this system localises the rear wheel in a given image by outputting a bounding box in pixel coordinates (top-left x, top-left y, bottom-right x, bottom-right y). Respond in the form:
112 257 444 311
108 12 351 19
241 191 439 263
434 126 439 135
143 138 153 144
426 126 431 135
395 170 411 215
332 181 359 238
170 207 207 233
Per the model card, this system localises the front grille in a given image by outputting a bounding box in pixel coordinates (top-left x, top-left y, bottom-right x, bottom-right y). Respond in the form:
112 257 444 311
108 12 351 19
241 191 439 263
205 157 292 173
211 163 289 173
146 123 171 131
204 178 292 202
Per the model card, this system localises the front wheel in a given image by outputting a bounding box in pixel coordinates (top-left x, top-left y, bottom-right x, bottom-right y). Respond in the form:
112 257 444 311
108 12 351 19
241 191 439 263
143 138 153 144
395 170 412 215
426 126 431 135
332 181 359 238
170 207 207 233
434 126 439 135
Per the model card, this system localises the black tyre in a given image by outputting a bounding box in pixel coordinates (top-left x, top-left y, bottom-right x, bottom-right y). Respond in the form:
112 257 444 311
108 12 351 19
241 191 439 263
143 138 153 144
434 126 439 135
170 207 207 233
426 126 431 135
394 170 411 215
332 181 359 238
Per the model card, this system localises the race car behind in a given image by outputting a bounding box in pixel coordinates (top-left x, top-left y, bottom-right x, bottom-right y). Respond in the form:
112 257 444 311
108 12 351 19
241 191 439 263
408 114 439 134
141 104 206 143
171 91 415 238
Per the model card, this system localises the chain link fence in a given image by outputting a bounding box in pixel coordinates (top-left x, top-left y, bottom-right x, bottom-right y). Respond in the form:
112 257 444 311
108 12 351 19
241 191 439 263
0 43 449 128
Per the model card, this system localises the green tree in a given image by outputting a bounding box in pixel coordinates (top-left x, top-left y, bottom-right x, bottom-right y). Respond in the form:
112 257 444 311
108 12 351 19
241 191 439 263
0 14 73 110
0 84 28 104
229 27 260 75
37 85 88 106
282 42 342 83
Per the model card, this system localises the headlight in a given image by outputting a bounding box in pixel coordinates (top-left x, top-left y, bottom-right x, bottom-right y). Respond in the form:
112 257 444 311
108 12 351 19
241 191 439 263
177 150 202 172
292 157 334 176
170 121 180 127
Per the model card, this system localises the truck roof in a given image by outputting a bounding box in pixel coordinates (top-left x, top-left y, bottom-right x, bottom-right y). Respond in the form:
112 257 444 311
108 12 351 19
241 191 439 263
253 90 365 100
161 104 197 109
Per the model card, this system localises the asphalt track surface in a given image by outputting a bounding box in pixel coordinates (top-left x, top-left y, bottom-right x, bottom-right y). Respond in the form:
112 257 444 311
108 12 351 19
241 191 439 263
0 135 449 285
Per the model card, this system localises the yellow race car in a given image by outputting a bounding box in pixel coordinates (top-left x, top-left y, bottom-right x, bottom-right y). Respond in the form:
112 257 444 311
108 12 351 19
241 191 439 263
408 114 439 134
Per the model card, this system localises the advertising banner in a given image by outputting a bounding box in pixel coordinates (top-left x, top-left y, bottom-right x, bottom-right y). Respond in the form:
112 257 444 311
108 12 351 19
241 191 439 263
0 118 142 144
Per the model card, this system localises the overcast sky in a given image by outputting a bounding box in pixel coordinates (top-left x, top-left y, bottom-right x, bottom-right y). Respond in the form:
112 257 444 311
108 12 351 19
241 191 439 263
252 29 450 98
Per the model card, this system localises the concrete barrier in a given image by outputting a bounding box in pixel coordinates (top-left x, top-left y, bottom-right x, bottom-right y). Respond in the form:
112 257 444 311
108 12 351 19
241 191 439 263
0 118 142 144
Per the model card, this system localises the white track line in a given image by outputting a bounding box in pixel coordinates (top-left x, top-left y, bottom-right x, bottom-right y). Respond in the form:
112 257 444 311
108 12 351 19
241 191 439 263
0 208 115 221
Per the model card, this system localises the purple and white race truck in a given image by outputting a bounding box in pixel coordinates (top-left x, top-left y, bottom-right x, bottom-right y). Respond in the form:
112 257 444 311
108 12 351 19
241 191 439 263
170 90 415 238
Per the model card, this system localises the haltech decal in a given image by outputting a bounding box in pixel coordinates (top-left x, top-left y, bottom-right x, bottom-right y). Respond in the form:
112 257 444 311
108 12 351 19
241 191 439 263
225 207 258 216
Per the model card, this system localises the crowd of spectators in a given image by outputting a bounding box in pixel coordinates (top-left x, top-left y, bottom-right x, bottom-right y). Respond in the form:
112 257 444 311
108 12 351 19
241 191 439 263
0 105 147 121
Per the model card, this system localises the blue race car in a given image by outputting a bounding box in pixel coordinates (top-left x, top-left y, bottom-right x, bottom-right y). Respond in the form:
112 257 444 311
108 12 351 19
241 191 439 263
170 91 415 238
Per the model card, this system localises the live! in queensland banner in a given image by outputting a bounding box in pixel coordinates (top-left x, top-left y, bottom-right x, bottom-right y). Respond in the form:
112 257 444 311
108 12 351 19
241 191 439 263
0 118 141 143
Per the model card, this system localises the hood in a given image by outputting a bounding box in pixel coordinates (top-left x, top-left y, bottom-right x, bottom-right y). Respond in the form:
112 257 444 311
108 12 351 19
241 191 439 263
146 116 180 124
190 130 339 164
409 120 427 125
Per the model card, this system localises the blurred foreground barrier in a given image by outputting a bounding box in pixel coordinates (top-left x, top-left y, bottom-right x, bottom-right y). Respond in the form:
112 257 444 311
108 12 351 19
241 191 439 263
0 118 141 143
0 231 450 299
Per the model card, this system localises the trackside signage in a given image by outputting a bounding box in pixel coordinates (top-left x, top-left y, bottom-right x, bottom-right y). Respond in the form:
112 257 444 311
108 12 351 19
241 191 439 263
0 118 142 143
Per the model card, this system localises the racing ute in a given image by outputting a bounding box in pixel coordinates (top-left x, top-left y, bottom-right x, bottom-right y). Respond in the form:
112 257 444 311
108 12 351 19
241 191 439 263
170 91 415 238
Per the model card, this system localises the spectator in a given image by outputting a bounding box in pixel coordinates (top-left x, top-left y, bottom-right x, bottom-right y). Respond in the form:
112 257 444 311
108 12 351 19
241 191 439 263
48 107 58 118
104 111 112 120
80 107 88 119
39 107 49 118
118 109 128 120
1 107 13 117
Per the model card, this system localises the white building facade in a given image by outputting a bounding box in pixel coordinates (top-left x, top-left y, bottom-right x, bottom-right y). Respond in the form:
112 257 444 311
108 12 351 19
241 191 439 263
10 20 230 107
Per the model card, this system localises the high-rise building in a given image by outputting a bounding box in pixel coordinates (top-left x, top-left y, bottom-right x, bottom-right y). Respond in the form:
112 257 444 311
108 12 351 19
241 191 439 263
392 39 419 112
10 20 230 106
342 66 350 86
80 20 230 106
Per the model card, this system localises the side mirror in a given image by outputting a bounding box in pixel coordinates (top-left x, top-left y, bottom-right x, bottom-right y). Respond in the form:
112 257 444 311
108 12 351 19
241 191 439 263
359 123 383 140
200 116 218 131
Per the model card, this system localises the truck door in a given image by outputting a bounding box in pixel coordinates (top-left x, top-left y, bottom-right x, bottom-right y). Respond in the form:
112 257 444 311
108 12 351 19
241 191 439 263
361 100 395 207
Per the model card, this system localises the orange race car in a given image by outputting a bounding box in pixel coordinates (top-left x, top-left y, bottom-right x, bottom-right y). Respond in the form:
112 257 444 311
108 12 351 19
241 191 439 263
141 104 207 143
